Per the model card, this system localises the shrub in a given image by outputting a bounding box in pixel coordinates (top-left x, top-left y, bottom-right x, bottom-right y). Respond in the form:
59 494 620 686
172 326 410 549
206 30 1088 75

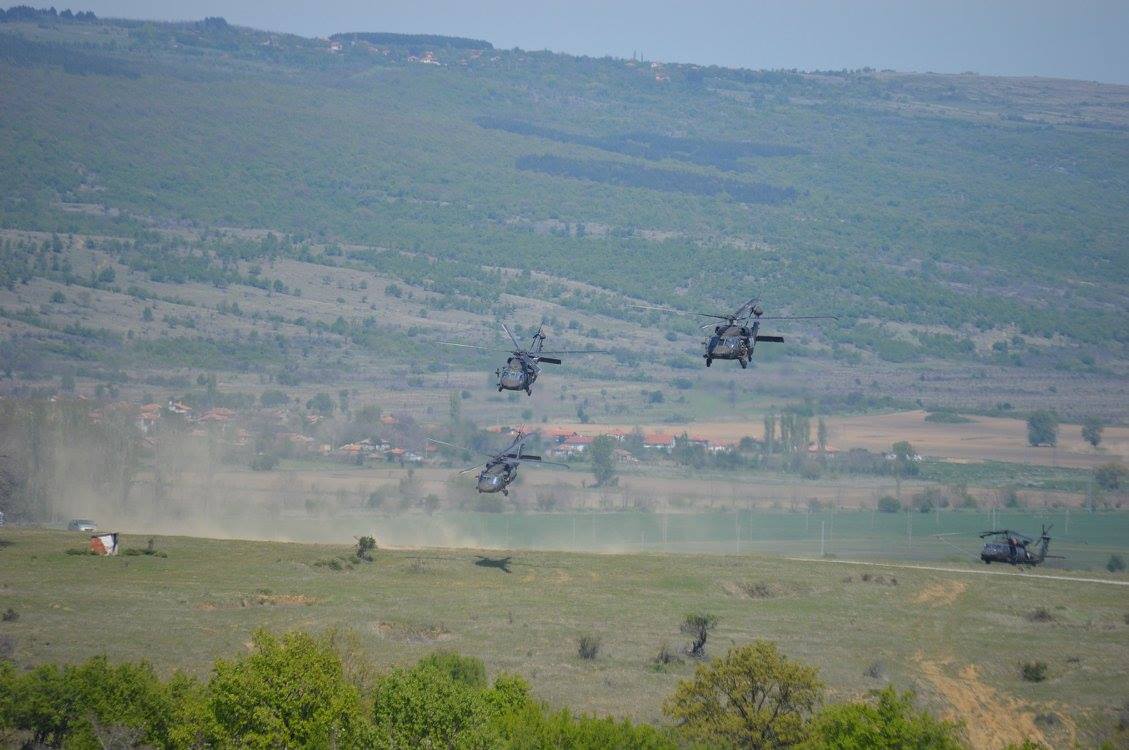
664 641 822 748
802 686 963 749
1095 463 1126 492
372 663 500 748
250 453 279 471
1 608 17 622
355 535 376 562
1020 661 1047 682
577 635 601 660
1026 411 1058 447
681 613 718 658
877 496 901 513
653 643 682 668
863 661 885 680
1107 554 1125 573
416 650 487 689
1026 608 1054 623
206 630 372 747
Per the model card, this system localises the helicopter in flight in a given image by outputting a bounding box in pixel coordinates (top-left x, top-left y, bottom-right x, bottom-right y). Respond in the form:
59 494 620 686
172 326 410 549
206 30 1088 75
978 526 1060 566
632 298 837 369
428 430 566 496
442 322 605 395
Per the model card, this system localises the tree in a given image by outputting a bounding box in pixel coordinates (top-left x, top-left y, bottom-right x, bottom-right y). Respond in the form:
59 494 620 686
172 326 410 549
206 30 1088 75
306 392 335 415
816 418 828 455
1081 417 1103 449
763 414 776 455
877 496 901 513
664 641 823 749
1026 411 1058 447
801 686 963 749
1095 462 1126 491
1106 554 1125 573
589 435 617 486
681 613 717 658
206 630 372 748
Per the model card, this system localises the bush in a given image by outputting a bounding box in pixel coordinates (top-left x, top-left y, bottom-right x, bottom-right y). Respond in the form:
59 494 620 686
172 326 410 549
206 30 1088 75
355 535 376 562
372 663 500 748
681 613 718 658
1095 462 1126 492
1107 554 1125 573
250 453 279 471
415 650 487 689
1026 608 1054 622
1020 661 1048 682
1026 411 1059 447
664 641 822 748
802 686 963 749
577 634 601 660
653 643 682 668
877 496 901 513
1 608 17 622
206 630 372 747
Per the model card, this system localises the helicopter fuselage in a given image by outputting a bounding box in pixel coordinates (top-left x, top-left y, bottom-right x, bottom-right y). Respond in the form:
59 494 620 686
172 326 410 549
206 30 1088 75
497 356 537 393
477 460 518 494
980 539 1044 565
705 323 757 368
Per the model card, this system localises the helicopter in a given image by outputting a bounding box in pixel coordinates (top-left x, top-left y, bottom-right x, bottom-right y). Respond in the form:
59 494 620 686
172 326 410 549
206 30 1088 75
442 322 605 395
978 526 1060 566
631 298 837 369
428 430 567 496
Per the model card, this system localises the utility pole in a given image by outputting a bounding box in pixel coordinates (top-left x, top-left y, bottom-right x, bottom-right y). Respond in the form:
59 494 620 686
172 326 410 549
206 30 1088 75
820 521 825 557
736 510 741 555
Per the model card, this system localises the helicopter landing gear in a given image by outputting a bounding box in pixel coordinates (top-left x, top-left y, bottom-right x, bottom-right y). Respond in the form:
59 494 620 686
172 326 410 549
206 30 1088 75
525 387 531 396
497 385 503 392
502 489 509 497
739 358 747 369
705 358 712 367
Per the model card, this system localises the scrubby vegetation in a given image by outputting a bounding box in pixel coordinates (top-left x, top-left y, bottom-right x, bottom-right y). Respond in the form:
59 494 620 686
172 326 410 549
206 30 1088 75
0 630 976 749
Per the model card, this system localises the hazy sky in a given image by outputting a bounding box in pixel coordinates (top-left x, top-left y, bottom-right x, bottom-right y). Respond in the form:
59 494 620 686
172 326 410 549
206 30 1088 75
75 0 1129 84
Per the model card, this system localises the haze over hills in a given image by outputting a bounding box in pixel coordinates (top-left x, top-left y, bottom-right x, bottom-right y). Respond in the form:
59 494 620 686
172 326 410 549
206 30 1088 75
1 7 1127 421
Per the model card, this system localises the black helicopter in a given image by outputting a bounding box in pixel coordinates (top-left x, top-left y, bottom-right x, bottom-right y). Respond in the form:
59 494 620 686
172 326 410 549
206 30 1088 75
978 526 1059 566
442 322 605 396
428 430 566 496
632 298 837 369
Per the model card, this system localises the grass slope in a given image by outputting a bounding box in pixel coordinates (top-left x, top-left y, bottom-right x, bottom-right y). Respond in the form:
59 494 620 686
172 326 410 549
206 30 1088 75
1 528 1126 747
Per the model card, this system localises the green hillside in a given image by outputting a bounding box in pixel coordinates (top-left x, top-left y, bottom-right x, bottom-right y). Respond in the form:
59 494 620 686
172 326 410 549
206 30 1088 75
1 8 1127 418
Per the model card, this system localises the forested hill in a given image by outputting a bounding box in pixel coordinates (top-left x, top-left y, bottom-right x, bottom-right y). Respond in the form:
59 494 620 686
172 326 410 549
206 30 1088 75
1 7 1127 388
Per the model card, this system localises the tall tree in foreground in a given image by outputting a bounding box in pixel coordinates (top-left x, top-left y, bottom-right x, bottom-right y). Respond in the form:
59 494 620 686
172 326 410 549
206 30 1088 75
664 641 823 749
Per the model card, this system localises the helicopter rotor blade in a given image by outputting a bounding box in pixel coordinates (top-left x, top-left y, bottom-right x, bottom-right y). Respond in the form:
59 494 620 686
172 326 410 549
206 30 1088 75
457 464 486 475
536 357 562 365
755 315 840 321
537 347 609 354
517 457 569 468
500 321 522 350
427 438 496 459
438 341 512 353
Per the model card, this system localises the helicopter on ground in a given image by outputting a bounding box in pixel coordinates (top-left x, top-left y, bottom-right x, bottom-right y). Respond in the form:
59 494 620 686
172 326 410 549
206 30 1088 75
978 526 1060 566
442 322 605 395
632 298 837 369
428 430 566 496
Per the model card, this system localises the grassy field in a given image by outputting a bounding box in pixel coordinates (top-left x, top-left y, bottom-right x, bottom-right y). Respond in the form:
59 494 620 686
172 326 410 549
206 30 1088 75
2 528 1127 748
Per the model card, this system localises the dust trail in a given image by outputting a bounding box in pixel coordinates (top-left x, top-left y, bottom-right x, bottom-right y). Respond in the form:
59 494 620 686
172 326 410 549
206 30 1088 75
787 557 1129 587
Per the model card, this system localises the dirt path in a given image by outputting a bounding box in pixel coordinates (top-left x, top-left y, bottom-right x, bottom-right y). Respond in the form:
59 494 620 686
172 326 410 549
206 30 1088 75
915 654 1054 749
913 579 967 606
787 557 1129 587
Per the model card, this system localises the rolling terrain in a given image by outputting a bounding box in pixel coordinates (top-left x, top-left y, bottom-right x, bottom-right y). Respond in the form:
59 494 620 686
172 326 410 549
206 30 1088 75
2 529 1128 748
